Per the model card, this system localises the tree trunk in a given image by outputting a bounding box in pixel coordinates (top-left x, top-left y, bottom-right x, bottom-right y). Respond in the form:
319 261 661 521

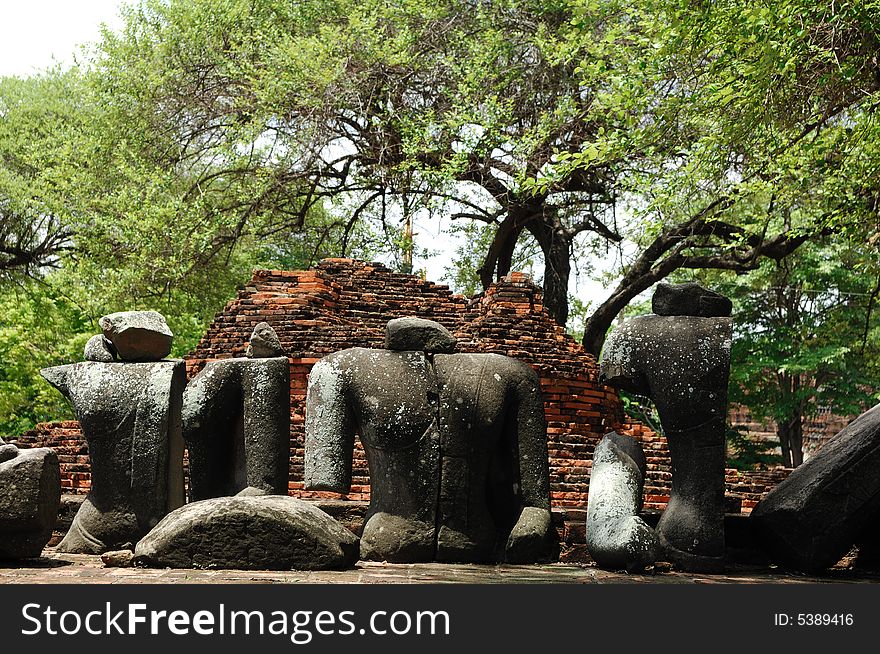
777 420 794 468
777 407 805 468
496 225 522 279
478 215 522 290
527 216 571 327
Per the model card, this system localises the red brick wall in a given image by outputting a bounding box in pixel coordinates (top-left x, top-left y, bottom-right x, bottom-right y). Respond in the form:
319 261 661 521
13 259 793 514
11 421 90 493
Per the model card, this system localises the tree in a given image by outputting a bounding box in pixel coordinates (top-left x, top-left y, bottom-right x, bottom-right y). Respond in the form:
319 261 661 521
0 65 386 436
83 0 621 326
572 0 880 354
725 240 880 467
92 0 879 349
0 72 83 281
8 0 879 355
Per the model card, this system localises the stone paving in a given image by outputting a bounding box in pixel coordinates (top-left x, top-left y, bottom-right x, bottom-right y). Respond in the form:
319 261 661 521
2 549 880 584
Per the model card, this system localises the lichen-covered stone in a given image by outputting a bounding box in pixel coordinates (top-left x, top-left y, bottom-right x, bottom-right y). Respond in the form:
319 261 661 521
0 445 61 559
246 322 286 358
586 432 658 571
99 310 173 362
40 360 186 553
600 292 732 572
183 356 290 500
305 321 557 564
652 281 733 317
84 335 116 362
134 496 359 570
384 317 457 353
751 403 880 572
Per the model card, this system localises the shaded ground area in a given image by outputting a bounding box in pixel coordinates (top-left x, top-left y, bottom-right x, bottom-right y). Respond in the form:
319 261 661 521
2 549 879 584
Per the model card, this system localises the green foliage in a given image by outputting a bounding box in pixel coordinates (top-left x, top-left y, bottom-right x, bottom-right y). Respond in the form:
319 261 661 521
727 241 880 417
0 70 86 279
0 60 383 435
726 425 781 471
694 238 880 465
619 392 663 436
0 281 90 436
565 295 592 342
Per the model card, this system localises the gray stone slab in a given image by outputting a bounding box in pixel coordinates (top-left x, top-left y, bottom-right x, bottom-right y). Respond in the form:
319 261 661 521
384 317 457 353
246 322 286 358
134 495 358 570
83 335 116 362
652 281 733 317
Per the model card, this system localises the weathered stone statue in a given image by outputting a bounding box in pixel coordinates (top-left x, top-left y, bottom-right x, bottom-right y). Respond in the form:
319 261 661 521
751 402 880 572
134 495 359 571
0 439 61 558
182 322 290 500
305 317 558 564
586 432 658 571
40 311 185 553
600 282 732 572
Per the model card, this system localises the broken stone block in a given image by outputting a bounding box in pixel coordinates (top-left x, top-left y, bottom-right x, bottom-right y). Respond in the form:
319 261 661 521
183 355 290 500
305 318 557 564
246 321 286 358
134 496 359 570
600 283 732 572
384 316 457 353
0 444 61 559
40 360 186 553
99 310 173 361
652 281 733 317
101 549 135 568
751 403 880 572
84 334 116 362
586 432 659 571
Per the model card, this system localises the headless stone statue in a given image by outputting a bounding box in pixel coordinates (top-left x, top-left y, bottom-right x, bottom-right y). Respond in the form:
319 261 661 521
600 282 732 572
40 311 186 553
0 439 61 558
305 317 558 563
182 322 290 500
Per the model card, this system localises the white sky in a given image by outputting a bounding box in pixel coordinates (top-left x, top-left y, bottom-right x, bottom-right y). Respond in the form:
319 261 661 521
0 1 126 77
0 0 614 315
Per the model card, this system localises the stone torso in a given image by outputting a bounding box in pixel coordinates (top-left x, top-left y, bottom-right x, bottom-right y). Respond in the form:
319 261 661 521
306 348 537 562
